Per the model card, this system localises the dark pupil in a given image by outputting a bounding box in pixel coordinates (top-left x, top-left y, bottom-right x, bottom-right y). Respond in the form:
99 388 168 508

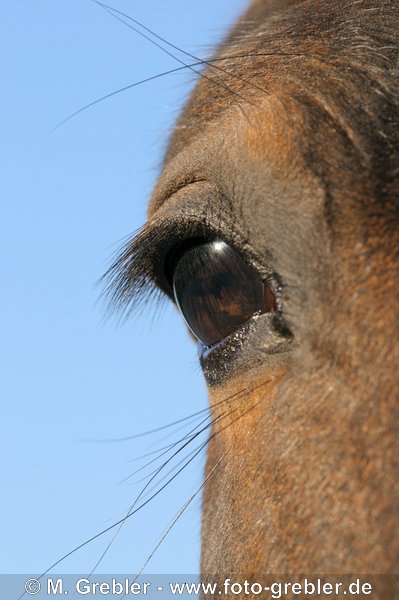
172 240 275 347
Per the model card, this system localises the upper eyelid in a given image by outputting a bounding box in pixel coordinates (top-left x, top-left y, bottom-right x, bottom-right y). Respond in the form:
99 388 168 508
148 177 209 218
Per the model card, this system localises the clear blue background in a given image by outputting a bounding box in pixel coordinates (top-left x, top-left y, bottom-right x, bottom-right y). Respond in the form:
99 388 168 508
2 0 246 576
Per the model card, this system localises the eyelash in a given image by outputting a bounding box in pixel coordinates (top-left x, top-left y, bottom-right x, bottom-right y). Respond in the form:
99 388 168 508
101 223 168 320
101 218 276 323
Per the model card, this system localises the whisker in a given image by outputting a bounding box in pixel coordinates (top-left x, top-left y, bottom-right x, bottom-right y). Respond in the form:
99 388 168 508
118 413 213 484
53 50 327 132
18 378 271 597
88 402 236 573
121 375 271 482
89 381 264 572
138 395 263 502
93 1 252 110
81 406 210 443
87 422 220 575
51 64 193 131
18 445 209 592
126 421 210 464
132 432 213 491
93 1 276 103
88 375 269 447
140 413 210 451
132 449 231 583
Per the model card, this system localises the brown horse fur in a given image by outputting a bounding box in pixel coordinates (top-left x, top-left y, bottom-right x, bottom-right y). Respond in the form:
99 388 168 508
108 0 399 594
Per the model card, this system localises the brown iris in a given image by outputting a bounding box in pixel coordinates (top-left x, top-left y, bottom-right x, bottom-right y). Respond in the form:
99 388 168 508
172 240 276 347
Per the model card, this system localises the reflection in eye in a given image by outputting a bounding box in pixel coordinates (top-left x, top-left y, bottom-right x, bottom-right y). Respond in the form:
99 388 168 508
172 240 276 347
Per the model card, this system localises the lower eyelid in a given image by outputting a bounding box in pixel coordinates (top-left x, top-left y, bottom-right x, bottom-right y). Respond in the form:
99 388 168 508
200 311 293 386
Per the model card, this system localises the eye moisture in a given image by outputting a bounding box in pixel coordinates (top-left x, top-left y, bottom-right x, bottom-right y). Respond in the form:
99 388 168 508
172 240 276 347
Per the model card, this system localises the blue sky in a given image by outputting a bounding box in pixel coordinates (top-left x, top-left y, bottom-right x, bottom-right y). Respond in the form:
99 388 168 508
2 0 246 577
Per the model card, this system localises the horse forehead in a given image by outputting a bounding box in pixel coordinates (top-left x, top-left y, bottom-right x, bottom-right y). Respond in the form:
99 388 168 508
162 0 398 152
148 101 316 223
155 0 398 236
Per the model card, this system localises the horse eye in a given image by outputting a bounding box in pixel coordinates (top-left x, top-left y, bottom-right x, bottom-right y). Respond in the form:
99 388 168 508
172 240 276 347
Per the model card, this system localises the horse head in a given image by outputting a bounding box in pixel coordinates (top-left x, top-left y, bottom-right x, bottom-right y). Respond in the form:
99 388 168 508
109 0 399 586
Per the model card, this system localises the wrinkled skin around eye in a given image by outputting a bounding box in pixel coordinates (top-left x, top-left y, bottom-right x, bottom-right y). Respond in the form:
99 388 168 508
172 240 276 346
